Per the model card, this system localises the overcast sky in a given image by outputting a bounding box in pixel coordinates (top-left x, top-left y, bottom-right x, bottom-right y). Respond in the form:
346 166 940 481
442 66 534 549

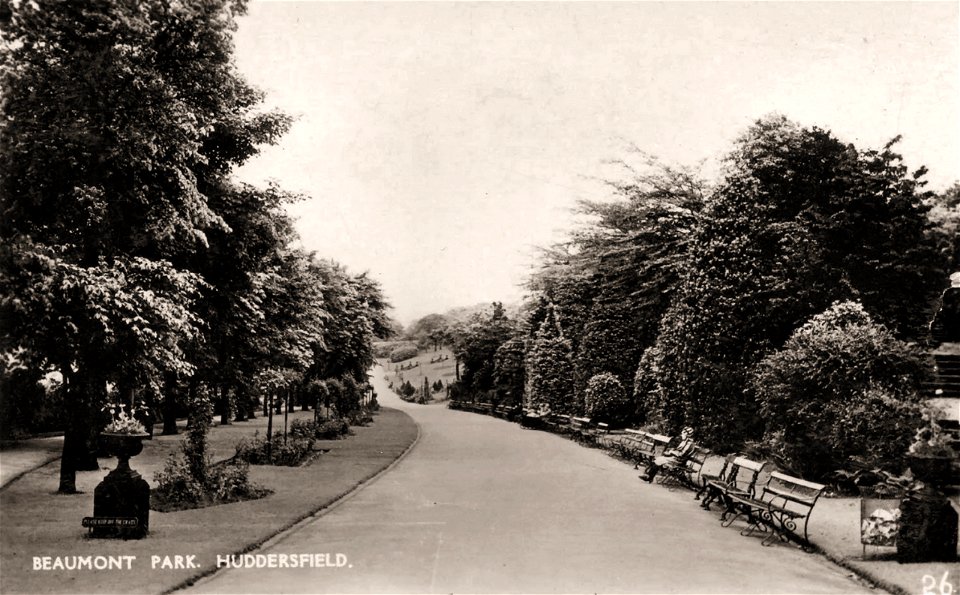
233 1 959 325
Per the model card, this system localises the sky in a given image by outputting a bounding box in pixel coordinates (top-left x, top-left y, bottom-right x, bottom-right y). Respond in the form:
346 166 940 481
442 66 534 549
233 1 959 325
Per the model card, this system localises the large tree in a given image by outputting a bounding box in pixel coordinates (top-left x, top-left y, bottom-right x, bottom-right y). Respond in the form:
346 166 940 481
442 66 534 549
452 302 515 396
527 154 704 415
646 115 943 450
0 0 293 491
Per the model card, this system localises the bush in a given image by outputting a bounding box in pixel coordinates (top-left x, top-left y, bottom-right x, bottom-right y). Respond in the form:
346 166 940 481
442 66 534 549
337 375 362 417
305 379 330 411
389 344 419 362
325 378 344 415
153 454 207 508
289 418 317 439
235 430 316 466
348 411 374 426
584 372 631 427
153 453 267 511
316 418 350 439
752 301 926 480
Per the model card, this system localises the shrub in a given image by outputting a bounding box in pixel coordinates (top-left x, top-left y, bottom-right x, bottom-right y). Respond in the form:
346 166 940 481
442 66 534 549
389 344 419 363
348 411 374 426
337 375 362 416
752 301 926 480
325 378 344 415
235 430 316 466
316 418 350 439
289 418 317 440
153 453 207 508
584 372 631 427
153 453 268 511
305 379 330 411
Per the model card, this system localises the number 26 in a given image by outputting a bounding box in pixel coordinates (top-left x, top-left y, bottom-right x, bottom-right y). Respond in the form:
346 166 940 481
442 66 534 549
923 572 954 595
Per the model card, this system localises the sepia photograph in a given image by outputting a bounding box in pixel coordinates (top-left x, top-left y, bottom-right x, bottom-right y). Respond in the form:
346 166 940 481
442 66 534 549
1 1 958 593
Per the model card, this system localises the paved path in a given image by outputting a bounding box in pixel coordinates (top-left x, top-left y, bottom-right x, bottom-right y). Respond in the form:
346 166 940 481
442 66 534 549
191 371 872 594
0 435 63 489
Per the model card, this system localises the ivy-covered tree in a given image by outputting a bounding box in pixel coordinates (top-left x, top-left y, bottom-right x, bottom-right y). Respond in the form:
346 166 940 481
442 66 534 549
575 297 643 397
525 304 575 413
493 336 526 406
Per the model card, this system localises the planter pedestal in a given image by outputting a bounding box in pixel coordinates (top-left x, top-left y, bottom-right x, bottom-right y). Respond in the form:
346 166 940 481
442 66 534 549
896 488 957 563
88 433 150 539
896 455 958 563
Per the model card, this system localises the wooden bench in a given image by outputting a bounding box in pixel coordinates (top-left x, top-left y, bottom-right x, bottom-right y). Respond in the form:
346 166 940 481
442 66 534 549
572 416 610 443
554 414 573 433
622 429 671 469
659 444 711 490
698 455 767 513
571 416 592 432
537 412 565 431
720 471 827 549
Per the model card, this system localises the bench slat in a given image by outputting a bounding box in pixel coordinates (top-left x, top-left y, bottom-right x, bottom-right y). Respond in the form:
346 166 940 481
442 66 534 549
769 472 825 492
732 456 766 472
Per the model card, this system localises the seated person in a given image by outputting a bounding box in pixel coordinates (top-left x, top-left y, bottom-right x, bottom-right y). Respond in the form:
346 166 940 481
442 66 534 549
640 426 695 482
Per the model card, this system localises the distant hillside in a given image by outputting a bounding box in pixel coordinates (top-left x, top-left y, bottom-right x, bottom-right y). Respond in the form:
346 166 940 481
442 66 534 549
442 302 522 325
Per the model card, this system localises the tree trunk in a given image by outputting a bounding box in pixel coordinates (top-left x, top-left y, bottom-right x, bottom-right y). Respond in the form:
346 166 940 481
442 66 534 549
162 375 179 435
58 366 99 492
58 366 81 493
234 384 247 422
78 372 103 470
283 389 289 445
219 385 231 425
266 393 274 464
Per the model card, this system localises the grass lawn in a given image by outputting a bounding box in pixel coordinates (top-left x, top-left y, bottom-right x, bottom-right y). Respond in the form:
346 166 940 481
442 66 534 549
0 407 418 594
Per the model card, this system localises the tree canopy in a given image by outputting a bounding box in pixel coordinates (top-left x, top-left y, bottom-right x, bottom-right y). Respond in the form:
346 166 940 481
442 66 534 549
0 0 389 490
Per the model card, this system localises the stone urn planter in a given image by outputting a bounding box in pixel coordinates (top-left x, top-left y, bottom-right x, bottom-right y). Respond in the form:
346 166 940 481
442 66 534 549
87 432 151 539
101 432 148 469
906 454 954 486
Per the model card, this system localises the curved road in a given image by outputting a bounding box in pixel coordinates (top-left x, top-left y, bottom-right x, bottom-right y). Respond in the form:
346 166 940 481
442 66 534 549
190 368 870 594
